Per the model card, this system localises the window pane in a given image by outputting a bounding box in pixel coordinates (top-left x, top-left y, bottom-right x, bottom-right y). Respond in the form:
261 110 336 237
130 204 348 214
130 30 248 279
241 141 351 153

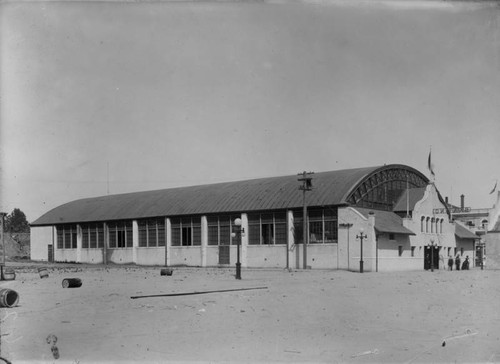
275 222 287 245
182 227 192 246
97 225 104 248
324 221 337 243
126 222 133 248
248 224 260 245
262 224 273 245
138 220 147 247
109 227 117 248
82 226 89 249
309 221 322 243
220 225 230 246
193 226 201 246
57 228 63 249
148 223 157 247
90 225 98 248
64 229 71 249
293 222 303 244
171 223 181 246
208 225 218 246
158 220 165 247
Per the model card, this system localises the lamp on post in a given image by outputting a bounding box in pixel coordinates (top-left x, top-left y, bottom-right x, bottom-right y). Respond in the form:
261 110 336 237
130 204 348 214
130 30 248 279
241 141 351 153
428 239 437 272
356 228 367 273
231 218 244 280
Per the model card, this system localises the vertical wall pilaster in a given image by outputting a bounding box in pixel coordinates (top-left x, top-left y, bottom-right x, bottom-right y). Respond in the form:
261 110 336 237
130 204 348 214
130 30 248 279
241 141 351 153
76 224 82 263
241 213 248 268
201 215 208 267
287 210 295 269
166 217 171 266
132 220 138 264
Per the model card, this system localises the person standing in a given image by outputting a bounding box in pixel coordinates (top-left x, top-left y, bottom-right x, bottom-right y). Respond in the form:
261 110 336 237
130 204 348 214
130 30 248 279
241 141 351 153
448 256 453 271
455 255 461 271
462 256 469 270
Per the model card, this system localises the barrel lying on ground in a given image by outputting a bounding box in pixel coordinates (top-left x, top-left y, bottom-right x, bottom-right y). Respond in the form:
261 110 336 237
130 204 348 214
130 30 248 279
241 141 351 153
0 288 19 308
38 268 49 278
3 269 15 280
62 278 82 288
160 268 173 276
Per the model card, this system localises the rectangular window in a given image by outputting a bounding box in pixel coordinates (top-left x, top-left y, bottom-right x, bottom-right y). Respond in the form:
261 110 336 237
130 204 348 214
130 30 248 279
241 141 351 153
56 225 77 249
108 221 132 248
81 223 99 249
293 208 337 245
389 233 395 241
206 215 235 246
398 245 403 257
247 212 287 245
138 218 164 248
57 228 63 249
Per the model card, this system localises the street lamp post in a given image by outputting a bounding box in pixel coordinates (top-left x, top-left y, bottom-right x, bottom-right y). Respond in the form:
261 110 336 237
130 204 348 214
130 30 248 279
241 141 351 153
231 218 244 280
356 228 367 273
428 239 437 272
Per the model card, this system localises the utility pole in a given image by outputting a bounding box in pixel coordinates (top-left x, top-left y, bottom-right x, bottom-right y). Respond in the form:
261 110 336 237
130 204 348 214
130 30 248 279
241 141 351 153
0 212 6 280
298 171 313 269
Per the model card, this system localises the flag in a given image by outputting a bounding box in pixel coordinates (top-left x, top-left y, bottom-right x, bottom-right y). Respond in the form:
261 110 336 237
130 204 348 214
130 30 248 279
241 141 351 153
428 151 435 177
490 181 497 195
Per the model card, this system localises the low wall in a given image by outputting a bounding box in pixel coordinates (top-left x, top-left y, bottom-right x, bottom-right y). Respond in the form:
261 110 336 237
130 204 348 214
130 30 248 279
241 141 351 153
246 245 287 268
108 248 134 265
169 246 201 266
80 249 104 264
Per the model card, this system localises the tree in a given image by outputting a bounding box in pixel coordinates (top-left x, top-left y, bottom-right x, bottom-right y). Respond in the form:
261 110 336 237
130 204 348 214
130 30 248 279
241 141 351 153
4 208 30 233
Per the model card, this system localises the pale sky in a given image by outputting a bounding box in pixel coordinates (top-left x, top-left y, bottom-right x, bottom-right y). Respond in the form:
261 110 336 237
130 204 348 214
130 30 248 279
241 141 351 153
1 0 499 222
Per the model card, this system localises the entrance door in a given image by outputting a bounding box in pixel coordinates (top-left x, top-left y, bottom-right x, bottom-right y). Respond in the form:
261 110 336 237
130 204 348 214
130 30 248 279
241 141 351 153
219 246 230 265
424 246 439 270
48 244 54 262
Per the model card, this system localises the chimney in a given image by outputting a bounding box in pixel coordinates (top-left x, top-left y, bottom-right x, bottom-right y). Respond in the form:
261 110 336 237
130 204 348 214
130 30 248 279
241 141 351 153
460 194 465 209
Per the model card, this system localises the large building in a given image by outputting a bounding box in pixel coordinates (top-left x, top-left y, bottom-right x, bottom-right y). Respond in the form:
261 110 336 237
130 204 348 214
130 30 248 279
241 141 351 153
30 164 479 272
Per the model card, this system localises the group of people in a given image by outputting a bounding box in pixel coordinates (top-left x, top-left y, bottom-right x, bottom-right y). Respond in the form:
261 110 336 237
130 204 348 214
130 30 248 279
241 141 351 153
448 255 469 271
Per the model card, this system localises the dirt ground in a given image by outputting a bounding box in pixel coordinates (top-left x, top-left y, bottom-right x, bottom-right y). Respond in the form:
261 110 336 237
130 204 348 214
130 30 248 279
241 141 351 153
1 262 499 364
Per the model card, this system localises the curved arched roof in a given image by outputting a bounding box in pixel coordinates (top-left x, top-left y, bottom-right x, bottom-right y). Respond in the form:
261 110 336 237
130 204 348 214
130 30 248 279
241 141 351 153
31 164 428 226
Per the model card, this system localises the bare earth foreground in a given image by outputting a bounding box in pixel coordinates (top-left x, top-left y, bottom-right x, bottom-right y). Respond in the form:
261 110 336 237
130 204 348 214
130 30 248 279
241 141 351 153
1 263 500 364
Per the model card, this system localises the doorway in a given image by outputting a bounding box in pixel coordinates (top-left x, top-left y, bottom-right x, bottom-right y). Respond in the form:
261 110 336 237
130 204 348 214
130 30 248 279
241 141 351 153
424 246 439 270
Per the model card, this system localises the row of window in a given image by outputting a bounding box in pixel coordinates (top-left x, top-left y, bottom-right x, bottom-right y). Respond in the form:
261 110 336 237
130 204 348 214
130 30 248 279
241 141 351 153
56 209 339 249
420 216 445 234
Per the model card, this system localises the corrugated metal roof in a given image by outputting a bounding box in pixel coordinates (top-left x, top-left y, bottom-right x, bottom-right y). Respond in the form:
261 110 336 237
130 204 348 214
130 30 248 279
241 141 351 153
31 165 391 226
355 208 416 235
455 222 480 240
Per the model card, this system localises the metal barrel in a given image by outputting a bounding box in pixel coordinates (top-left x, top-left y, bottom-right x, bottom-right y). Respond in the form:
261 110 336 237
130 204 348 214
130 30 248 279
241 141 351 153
160 268 173 276
38 268 49 278
0 289 19 308
62 278 82 288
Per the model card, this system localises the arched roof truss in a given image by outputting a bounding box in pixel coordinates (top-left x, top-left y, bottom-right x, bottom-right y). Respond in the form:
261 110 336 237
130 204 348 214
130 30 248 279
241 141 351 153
345 165 429 211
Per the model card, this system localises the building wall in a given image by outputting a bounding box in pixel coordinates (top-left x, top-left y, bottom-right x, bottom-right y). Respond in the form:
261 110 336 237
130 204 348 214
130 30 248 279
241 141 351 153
338 207 374 272
30 185 477 272
484 232 500 269
30 226 54 261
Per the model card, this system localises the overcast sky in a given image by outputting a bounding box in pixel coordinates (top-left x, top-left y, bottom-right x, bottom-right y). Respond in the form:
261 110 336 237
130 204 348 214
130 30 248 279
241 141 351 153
1 0 499 222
